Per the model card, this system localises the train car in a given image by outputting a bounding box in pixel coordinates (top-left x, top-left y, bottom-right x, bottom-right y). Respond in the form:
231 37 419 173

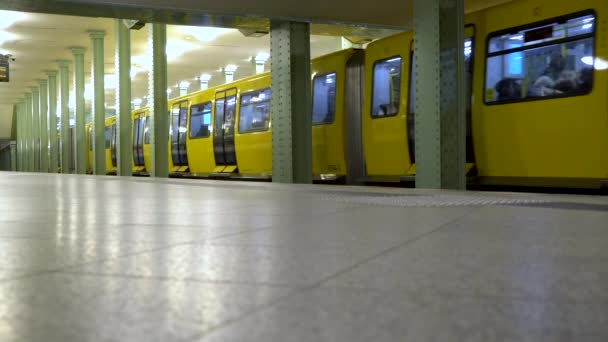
105 116 117 174
468 0 608 188
361 0 607 188
85 123 93 173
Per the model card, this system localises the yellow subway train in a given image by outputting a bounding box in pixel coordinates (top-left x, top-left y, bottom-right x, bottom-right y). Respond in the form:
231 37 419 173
86 0 608 188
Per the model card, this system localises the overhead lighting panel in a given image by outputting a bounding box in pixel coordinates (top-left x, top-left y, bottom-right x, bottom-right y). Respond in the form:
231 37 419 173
0 10 26 30
176 26 231 42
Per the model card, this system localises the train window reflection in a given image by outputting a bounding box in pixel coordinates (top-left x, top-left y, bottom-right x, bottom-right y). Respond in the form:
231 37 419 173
312 72 336 124
189 102 212 139
371 56 402 118
239 88 271 133
105 126 111 149
485 12 595 104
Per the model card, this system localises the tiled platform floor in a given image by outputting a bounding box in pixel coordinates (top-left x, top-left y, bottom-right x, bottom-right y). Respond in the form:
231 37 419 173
0 172 607 341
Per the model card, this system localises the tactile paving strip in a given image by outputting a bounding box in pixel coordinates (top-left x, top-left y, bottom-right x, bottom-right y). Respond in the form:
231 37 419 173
320 193 550 207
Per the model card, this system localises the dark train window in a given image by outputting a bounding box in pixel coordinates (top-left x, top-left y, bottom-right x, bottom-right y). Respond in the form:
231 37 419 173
88 127 93 151
144 116 150 144
190 102 212 139
312 73 336 124
239 88 271 133
485 12 595 104
371 56 402 118
105 126 111 149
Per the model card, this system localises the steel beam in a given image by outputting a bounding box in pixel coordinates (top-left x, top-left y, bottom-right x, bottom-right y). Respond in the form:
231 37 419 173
90 31 106 175
31 87 40 172
148 23 168 178
269 21 312 184
115 20 132 177
58 60 71 174
71 47 87 175
413 0 465 190
39 80 49 172
48 71 58 173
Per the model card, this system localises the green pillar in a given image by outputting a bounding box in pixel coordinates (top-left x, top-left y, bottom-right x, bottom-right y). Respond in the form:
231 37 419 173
90 31 106 175
16 101 23 171
58 60 71 174
115 20 132 177
413 0 466 190
71 47 87 175
31 87 40 172
148 23 168 178
9 141 16 171
39 80 49 172
48 71 58 173
24 93 32 172
269 21 312 184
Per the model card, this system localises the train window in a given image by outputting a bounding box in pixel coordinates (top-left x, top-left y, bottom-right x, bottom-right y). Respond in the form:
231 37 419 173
105 126 111 149
239 88 271 133
485 12 595 104
190 102 212 139
371 56 402 118
312 73 336 124
144 116 150 144
88 127 93 151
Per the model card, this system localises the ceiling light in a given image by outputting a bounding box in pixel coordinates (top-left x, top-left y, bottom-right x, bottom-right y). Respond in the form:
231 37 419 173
167 88 172 95
224 64 238 73
176 26 231 42
166 40 198 61
132 98 143 106
179 81 191 89
199 73 212 81
582 23 593 30
0 31 17 45
255 52 270 62
581 56 608 70
0 10 27 30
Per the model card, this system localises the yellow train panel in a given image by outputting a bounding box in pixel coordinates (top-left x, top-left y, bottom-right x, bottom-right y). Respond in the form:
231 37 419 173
469 0 608 184
186 91 216 174
105 117 116 174
362 32 413 177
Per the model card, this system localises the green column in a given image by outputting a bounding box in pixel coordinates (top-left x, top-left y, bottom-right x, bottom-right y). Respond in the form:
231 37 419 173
16 101 23 171
90 30 106 175
58 60 71 174
148 23 168 178
9 141 16 171
413 0 466 190
48 71 58 173
71 47 87 175
24 93 32 172
269 21 312 184
31 87 40 172
115 20 132 176
39 80 49 172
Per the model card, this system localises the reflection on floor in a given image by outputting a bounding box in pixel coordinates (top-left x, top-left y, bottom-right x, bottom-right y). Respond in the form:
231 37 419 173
0 172 607 341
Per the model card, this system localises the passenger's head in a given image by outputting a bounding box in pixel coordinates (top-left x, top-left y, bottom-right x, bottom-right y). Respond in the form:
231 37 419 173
495 78 521 100
549 52 566 71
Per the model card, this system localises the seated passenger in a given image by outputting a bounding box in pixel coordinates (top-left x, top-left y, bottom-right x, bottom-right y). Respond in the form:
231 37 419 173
578 67 593 91
542 52 567 80
495 78 522 100
553 70 579 93
528 75 559 97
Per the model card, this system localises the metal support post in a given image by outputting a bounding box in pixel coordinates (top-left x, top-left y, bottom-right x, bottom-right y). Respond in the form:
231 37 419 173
71 47 87 175
9 141 16 171
48 71 58 173
148 23 169 177
90 31 106 175
16 101 23 171
115 20 132 177
24 93 32 172
39 80 49 172
31 87 40 172
413 0 466 189
58 60 70 174
269 21 312 184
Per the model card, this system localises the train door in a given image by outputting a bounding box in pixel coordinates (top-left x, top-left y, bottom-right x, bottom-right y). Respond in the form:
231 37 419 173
170 101 189 170
213 88 238 172
110 123 117 170
132 114 145 171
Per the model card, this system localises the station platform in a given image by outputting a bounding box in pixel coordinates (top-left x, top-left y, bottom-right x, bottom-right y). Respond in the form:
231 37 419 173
0 172 607 341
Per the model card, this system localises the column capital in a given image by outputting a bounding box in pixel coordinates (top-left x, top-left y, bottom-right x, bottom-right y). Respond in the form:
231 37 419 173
56 60 71 67
70 47 86 55
24 92 32 98
38 79 48 86
46 70 58 76
30 86 39 93
88 30 106 39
